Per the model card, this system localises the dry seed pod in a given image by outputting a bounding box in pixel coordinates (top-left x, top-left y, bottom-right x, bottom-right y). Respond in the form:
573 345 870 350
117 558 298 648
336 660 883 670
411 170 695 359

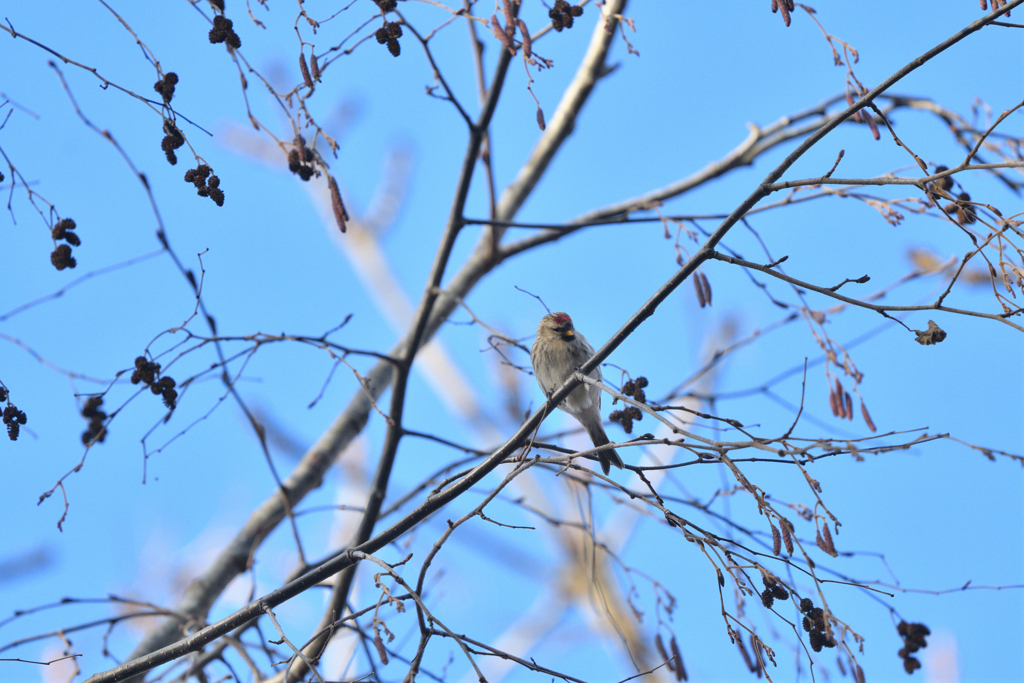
669 636 686 681
490 15 516 55
817 524 838 557
834 377 846 418
501 0 517 39
822 523 836 554
866 113 880 140
956 192 976 224
372 631 389 664
310 53 321 81
772 0 793 26
518 19 532 58
860 399 876 432
655 633 669 663
914 320 947 345
771 523 782 556
299 52 313 88
698 271 712 306
736 634 756 672
327 174 348 233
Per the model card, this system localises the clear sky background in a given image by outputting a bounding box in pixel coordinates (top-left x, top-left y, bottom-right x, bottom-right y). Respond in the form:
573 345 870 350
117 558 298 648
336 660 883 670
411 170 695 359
1 2 1022 683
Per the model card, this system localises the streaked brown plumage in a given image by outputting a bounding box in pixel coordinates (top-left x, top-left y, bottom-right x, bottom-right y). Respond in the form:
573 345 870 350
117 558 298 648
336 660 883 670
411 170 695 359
531 312 624 474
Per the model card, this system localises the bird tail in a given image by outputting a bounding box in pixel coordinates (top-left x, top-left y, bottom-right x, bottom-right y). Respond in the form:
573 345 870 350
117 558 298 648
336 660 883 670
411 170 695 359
582 417 625 475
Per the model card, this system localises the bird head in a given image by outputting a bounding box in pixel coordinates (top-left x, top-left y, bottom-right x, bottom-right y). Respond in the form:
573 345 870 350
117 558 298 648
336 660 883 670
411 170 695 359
541 312 575 341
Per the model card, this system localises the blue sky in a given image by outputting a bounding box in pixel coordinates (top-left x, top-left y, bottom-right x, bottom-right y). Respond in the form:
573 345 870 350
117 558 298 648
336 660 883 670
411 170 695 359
1 2 1022 682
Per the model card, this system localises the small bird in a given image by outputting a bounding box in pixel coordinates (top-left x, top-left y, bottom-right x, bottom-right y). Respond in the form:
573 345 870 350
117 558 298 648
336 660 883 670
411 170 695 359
531 312 624 474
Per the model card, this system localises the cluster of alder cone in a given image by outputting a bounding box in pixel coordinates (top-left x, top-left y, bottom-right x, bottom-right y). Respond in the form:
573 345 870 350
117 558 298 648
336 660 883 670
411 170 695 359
609 376 648 434
208 13 241 49
898 621 931 674
487 0 583 60
184 164 225 206
374 21 403 57
799 597 837 653
287 136 317 181
548 0 583 30
81 397 107 445
154 72 185 164
131 356 178 409
50 218 80 271
371 1 402 56
0 386 28 441
926 165 977 225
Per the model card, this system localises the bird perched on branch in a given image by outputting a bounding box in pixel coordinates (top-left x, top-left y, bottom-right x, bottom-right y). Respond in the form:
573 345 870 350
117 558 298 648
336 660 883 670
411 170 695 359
531 312 624 474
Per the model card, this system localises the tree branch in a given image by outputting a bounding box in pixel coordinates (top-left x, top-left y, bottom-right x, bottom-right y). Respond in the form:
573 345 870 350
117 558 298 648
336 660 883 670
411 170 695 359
708 251 1024 333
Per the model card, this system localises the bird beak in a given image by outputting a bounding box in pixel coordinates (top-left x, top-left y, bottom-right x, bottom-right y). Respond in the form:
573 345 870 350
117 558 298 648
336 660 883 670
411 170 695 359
563 330 574 338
